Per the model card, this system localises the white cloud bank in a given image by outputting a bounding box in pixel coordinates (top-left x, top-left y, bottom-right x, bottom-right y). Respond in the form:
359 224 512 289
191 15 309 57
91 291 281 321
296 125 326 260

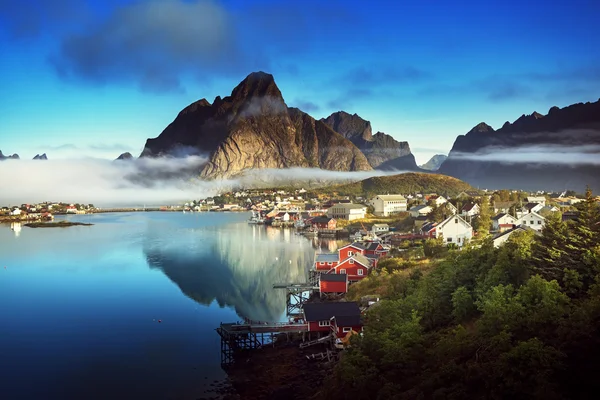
450 144 600 165
0 157 403 206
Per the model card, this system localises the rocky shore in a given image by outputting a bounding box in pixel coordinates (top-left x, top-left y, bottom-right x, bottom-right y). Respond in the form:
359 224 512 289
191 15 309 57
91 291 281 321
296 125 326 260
24 221 93 228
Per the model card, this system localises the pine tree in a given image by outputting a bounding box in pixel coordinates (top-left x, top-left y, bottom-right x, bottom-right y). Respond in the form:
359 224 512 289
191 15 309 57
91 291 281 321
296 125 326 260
532 212 571 282
478 196 492 236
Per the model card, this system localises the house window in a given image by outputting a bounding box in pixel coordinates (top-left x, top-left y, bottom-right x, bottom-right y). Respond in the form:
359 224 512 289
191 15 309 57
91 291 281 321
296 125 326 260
340 269 346 274
455 219 458 224
318 320 330 327
328 262 332 266
447 238 453 242
530 220 534 225
348 251 354 256
349 259 354 264
357 269 364 276
342 327 352 333
537 220 542 225
457 237 461 243
320 262 324 265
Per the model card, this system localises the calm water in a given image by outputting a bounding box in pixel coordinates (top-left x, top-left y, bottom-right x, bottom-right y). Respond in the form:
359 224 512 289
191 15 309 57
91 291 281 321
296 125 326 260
0 212 322 400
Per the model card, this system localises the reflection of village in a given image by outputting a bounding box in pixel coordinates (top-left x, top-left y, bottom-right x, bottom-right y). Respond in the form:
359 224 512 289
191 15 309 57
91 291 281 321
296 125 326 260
217 216 391 366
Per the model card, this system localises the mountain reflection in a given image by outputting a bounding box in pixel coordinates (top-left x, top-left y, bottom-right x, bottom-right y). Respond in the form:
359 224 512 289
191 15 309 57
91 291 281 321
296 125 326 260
143 223 314 322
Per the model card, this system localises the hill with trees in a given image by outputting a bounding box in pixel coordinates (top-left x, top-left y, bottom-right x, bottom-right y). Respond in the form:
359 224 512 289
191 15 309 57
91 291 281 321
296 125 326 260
311 172 472 198
321 188 600 400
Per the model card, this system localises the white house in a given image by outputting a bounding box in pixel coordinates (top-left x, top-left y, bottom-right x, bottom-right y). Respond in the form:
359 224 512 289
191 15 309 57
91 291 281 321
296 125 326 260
372 224 389 233
11 208 22 216
435 214 473 247
461 202 480 217
327 204 367 221
526 196 546 206
408 205 432 218
516 211 546 231
370 195 407 216
492 213 517 232
430 195 448 206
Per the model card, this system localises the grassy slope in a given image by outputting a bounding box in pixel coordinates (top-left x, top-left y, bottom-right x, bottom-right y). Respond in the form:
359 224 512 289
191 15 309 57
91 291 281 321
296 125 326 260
311 172 472 198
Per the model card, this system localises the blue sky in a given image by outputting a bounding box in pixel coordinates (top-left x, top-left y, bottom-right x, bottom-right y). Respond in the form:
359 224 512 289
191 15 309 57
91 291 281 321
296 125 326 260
1 0 599 164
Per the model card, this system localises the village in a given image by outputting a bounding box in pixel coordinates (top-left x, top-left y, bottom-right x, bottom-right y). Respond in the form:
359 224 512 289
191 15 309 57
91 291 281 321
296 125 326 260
213 186 598 374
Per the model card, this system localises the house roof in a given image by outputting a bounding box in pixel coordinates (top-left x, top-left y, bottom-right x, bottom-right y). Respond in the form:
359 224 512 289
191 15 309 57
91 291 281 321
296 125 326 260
461 202 478 211
376 195 406 201
311 216 334 224
492 225 542 242
494 201 515 209
492 213 507 220
410 205 430 212
524 202 540 211
303 301 360 321
438 214 472 229
320 273 347 282
334 315 362 327
330 203 366 210
363 241 383 251
517 211 546 222
316 253 340 263
343 242 368 251
351 253 373 267
421 222 437 232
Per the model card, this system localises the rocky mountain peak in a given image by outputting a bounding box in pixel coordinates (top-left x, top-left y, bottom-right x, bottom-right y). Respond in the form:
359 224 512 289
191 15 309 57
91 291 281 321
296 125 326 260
321 111 373 142
0 150 20 160
468 122 494 134
230 71 282 102
531 111 544 119
33 153 48 160
116 152 134 161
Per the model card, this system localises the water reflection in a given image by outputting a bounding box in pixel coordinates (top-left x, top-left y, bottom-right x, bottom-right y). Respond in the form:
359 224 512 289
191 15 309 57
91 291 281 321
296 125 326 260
143 223 315 322
10 222 22 237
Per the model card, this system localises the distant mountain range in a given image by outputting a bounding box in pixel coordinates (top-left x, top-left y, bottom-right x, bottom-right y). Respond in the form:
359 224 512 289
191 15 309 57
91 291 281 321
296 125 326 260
139 71 421 179
438 99 600 192
420 154 448 171
0 151 48 160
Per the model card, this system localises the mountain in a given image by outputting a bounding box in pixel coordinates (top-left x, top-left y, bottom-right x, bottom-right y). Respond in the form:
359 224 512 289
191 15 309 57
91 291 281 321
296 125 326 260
321 111 420 170
311 172 472 198
33 153 48 160
115 152 133 161
140 72 372 179
420 154 448 171
0 150 20 160
439 99 600 192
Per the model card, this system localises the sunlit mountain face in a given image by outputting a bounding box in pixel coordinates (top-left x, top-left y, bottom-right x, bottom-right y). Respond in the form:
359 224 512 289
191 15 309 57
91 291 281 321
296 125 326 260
143 222 315 322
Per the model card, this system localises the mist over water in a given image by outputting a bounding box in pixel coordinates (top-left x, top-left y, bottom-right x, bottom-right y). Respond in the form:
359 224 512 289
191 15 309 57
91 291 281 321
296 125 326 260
0 157 404 206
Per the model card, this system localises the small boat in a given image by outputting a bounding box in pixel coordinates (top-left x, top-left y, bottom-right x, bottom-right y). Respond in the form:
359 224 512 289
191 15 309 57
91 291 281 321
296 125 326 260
248 211 265 224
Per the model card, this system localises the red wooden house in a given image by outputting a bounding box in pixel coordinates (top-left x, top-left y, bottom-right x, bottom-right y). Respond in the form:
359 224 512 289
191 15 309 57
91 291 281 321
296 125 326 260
319 273 348 295
302 302 362 338
338 243 367 261
314 253 340 271
308 216 337 230
332 254 372 281
362 241 389 258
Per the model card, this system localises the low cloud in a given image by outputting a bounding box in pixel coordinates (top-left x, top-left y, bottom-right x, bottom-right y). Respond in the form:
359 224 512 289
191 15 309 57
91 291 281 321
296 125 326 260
0 158 407 206
236 96 287 119
293 100 320 113
450 144 600 165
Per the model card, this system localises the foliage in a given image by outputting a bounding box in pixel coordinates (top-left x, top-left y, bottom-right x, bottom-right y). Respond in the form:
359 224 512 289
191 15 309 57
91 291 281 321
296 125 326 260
310 172 472 199
321 189 600 400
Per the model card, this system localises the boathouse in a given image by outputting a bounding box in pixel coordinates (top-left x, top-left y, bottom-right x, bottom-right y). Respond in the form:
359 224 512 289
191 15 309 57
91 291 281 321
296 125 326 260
302 302 362 338
319 273 348 296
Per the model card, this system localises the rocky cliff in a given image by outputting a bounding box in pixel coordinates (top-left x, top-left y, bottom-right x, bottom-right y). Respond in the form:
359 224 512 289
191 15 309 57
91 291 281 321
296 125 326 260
0 150 20 160
439 99 600 191
420 154 448 171
321 111 419 170
141 72 372 178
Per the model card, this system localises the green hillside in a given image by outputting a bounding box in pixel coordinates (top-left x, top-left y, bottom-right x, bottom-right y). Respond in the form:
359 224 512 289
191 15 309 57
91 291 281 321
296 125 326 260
312 172 472 198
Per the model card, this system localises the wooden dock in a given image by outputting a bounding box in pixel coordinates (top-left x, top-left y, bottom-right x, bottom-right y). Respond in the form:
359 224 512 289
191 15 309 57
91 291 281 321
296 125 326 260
219 322 308 334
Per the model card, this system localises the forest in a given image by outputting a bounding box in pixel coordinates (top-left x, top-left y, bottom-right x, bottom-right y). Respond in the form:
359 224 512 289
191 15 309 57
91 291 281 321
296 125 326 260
322 189 600 400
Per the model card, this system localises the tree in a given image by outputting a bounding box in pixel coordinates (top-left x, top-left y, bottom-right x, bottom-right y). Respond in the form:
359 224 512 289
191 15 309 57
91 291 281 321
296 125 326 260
451 286 475 323
498 189 511 202
477 196 492 236
532 212 571 282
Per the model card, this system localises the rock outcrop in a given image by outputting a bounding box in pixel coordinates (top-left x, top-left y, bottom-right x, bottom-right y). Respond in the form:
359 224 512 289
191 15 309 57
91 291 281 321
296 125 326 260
439 99 600 192
321 111 419 170
420 154 448 171
141 72 372 178
0 150 20 160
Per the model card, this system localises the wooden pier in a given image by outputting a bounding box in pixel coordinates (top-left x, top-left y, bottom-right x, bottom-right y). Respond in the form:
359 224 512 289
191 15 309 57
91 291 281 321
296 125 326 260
216 322 308 367
273 283 319 317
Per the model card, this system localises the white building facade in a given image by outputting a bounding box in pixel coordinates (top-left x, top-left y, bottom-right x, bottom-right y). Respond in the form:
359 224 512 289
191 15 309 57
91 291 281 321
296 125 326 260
371 195 407 216
516 212 546 231
327 204 367 221
435 215 473 247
